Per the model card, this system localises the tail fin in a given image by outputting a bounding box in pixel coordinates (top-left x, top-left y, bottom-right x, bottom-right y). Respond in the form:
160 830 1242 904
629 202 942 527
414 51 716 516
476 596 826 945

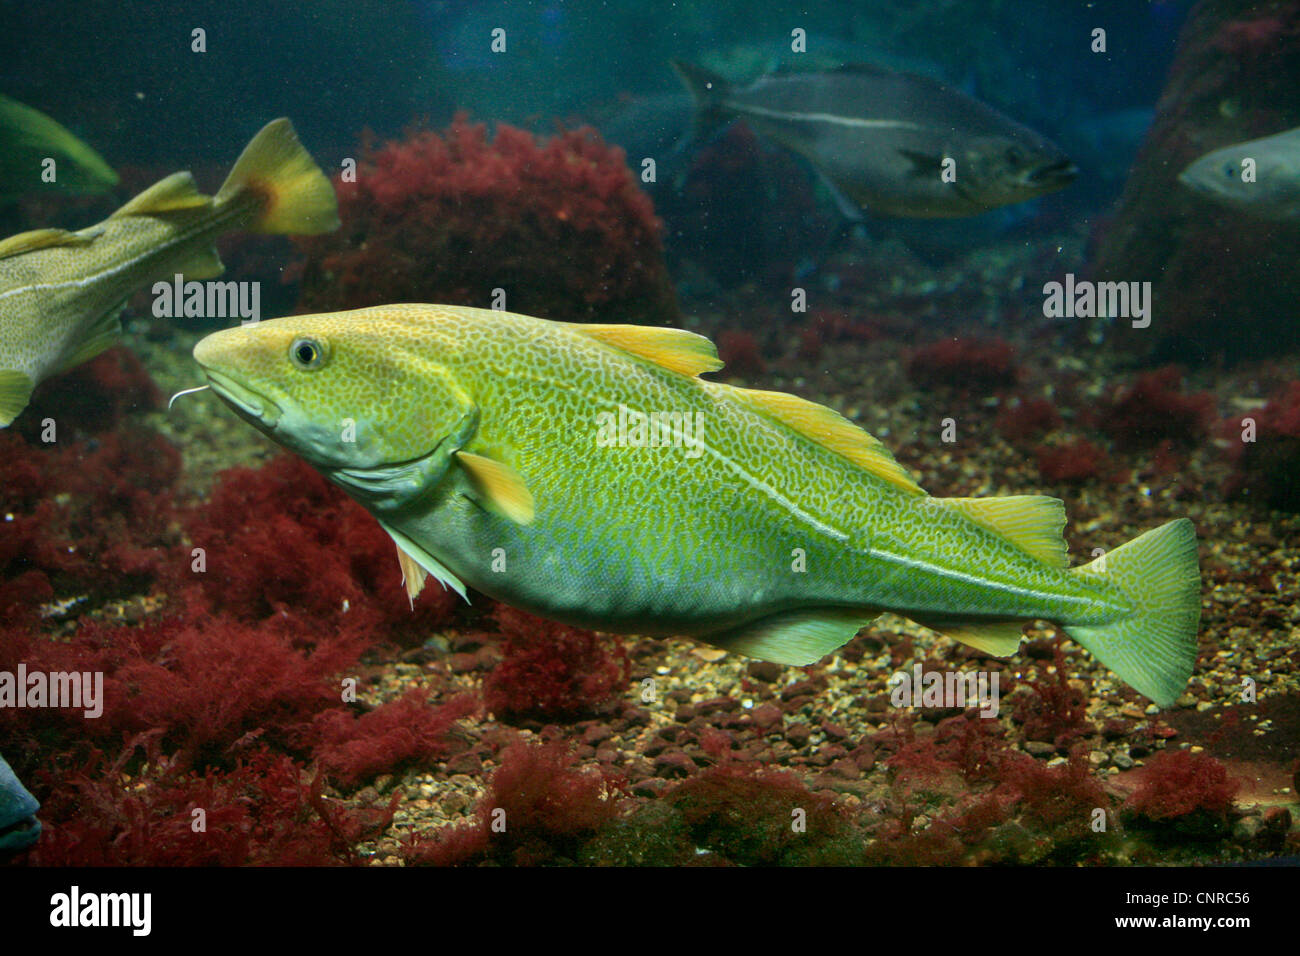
1064 518 1201 707
216 118 340 235
669 59 734 142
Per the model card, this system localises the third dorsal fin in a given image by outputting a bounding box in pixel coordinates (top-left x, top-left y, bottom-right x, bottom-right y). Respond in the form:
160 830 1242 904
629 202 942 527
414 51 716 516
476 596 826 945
938 495 1069 567
112 171 212 218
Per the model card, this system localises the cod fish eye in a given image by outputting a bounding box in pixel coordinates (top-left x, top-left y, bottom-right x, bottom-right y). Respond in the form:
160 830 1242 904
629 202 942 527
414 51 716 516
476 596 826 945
290 337 327 370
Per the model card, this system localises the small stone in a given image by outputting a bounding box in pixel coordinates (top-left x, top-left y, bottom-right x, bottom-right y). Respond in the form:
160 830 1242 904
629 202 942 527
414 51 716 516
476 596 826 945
1112 751 1135 769
445 752 482 775
751 703 784 731
1088 750 1110 768
440 791 470 815
747 661 784 682
581 723 613 747
821 721 849 742
696 696 738 716
653 750 695 779
786 722 812 747
1025 740 1056 757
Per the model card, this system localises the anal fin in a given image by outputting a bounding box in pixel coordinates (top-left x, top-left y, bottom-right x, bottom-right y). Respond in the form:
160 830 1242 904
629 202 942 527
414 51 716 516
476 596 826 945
910 616 1026 657
702 608 876 666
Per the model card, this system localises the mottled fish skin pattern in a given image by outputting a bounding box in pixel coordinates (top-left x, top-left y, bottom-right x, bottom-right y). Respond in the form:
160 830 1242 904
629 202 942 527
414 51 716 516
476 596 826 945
0 197 258 386
195 304 1126 639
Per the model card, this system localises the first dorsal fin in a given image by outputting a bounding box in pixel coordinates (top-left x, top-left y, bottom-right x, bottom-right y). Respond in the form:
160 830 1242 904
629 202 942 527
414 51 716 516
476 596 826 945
112 171 212 218
718 385 926 495
0 228 92 259
576 324 724 378
938 495 1069 567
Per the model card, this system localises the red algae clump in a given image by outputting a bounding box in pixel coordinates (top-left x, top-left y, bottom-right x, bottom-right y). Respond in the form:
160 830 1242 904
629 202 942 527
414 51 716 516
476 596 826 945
1123 748 1239 838
1099 366 1214 452
406 740 623 866
906 336 1019 393
1224 380 1300 511
482 605 630 723
297 114 678 324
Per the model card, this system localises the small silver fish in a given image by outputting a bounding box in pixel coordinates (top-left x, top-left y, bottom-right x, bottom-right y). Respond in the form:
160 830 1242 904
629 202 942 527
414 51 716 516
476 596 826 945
672 61 1077 219
1179 126 1300 221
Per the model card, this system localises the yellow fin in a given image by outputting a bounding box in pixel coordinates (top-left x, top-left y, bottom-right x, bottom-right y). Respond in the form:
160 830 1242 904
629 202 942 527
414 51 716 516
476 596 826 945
112 171 212 218
0 370 34 428
216 118 340 235
940 495 1068 567
455 450 535 524
394 542 429 607
720 385 925 495
576 324 723 377
0 228 92 259
704 608 876 666
911 616 1026 657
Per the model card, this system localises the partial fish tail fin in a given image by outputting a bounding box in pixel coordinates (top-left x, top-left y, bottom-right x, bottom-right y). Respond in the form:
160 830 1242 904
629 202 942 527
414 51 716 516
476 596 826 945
1063 518 1201 707
669 59 733 145
216 118 340 236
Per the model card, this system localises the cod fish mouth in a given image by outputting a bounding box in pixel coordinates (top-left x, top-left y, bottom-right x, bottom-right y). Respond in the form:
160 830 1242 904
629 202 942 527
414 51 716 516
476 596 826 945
1027 157 1078 186
0 812 40 850
199 367 282 429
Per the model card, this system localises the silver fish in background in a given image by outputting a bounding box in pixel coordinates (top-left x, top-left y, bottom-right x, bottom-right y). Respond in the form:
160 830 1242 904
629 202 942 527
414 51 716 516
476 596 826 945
1179 126 1300 221
671 60 1077 219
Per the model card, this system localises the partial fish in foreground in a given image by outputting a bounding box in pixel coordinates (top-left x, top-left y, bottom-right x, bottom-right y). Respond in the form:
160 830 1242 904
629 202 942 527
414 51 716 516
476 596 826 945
0 118 339 426
671 60 1077 219
0 94 119 202
193 305 1201 706
1179 126 1300 220
0 753 40 853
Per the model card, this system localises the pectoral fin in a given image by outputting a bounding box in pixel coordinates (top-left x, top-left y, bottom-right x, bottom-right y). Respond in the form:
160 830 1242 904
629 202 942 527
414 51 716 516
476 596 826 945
898 148 942 178
455 451 535 524
0 370 34 427
702 608 877 666
52 306 122 375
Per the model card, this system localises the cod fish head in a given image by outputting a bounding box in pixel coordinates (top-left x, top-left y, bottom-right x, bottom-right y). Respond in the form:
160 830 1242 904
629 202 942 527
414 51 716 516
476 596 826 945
193 308 472 472
960 134 1077 209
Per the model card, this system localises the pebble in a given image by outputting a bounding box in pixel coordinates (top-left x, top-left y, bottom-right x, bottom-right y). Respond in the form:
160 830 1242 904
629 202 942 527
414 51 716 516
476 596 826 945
653 751 695 779
750 703 784 731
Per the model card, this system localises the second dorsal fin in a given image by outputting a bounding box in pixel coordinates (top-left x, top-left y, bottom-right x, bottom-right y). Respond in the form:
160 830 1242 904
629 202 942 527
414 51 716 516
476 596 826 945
575 324 724 378
718 385 926 495
112 171 213 218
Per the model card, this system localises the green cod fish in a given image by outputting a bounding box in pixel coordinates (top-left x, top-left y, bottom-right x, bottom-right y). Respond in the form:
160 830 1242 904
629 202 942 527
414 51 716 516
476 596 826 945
0 118 339 426
671 61 1077 218
0 94 119 202
192 305 1201 706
